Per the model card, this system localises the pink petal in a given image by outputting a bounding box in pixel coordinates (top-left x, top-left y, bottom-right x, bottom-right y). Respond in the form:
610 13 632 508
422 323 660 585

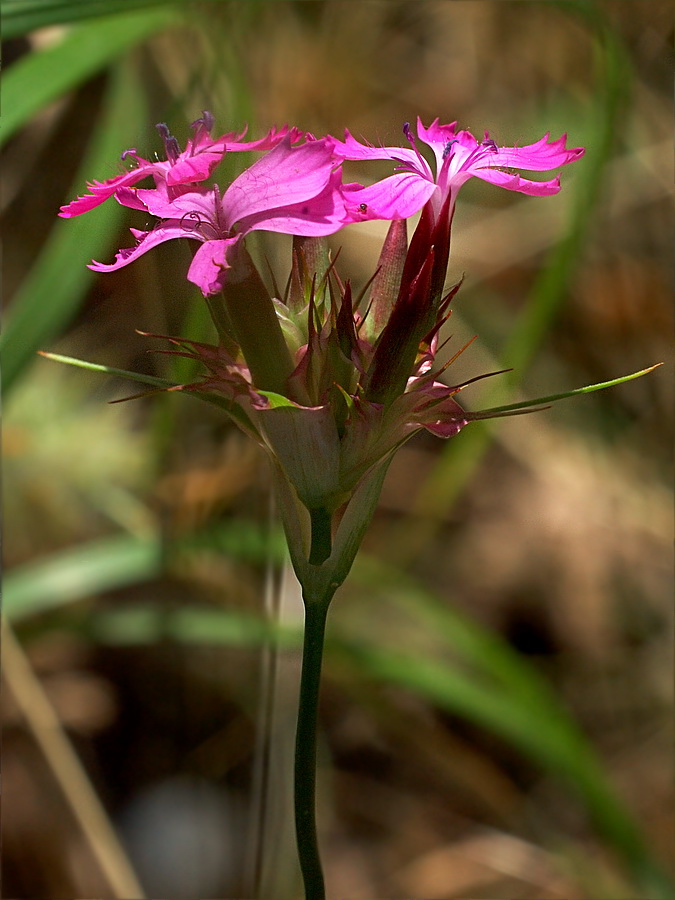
187 238 239 296
415 117 459 148
472 168 562 196
165 151 225 187
88 221 187 273
129 183 219 221
222 137 338 224
332 129 419 167
59 158 167 216
241 170 347 236
489 133 585 171
212 124 306 154
341 173 437 222
415 118 463 170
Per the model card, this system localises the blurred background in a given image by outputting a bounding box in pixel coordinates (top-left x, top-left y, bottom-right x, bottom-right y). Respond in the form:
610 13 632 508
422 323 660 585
2 1 672 897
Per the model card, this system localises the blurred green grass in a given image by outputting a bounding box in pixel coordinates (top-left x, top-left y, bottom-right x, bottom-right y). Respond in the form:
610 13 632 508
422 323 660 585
2 2 672 898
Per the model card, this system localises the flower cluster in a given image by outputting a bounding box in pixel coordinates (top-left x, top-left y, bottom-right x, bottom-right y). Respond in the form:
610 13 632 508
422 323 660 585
61 114 583 578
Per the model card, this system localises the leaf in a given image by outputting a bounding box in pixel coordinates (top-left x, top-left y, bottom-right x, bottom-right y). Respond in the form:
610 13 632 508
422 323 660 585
1 61 149 396
4 535 162 621
1 8 177 147
474 366 662 417
2 0 264 41
37 353 178 390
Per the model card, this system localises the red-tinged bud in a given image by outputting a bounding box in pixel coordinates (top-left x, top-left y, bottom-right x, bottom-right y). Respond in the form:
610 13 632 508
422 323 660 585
363 247 436 405
362 188 455 406
335 281 360 364
398 201 436 303
362 218 408 342
427 190 454 305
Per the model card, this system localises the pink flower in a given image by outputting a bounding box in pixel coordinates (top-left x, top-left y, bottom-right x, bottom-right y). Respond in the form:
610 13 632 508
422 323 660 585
59 113 303 216
334 118 585 224
62 122 350 296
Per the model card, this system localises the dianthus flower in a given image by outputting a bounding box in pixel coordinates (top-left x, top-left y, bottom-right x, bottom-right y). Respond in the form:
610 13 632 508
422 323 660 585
329 119 584 406
334 117 584 224
60 116 347 296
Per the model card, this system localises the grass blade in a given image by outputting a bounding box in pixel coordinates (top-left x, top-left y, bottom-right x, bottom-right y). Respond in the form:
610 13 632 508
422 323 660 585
1 8 177 148
4 534 162 622
2 61 149 396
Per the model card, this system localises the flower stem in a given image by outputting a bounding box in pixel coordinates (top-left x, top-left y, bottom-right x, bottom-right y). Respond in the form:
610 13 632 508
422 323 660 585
294 593 331 900
309 507 332 566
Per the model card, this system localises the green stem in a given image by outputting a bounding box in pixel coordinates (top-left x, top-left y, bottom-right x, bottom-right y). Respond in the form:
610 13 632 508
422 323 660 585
294 595 330 900
308 507 332 566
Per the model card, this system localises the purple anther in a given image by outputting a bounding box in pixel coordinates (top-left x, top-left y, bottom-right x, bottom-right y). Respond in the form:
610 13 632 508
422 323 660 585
442 139 458 160
191 110 215 134
156 123 181 163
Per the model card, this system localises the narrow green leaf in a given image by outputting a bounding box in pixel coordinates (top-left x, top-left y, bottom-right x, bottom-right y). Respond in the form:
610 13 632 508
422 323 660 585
37 352 178 390
474 366 662 417
4 520 286 622
88 605 301 648
344 639 672 899
2 0 246 41
1 8 177 148
4 535 162 621
347 558 673 899
1 61 148 396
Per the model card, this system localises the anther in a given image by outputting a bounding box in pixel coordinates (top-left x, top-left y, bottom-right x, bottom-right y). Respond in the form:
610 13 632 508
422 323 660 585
156 123 181 163
191 110 215 134
442 139 458 160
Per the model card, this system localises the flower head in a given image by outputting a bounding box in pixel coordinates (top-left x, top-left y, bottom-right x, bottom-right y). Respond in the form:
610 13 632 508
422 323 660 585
59 113 303 216
335 117 585 224
61 117 351 296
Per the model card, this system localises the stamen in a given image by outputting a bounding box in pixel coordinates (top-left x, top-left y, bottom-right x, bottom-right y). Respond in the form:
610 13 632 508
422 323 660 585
402 121 429 174
190 111 215 150
442 139 458 160
191 110 215 134
156 123 181 163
